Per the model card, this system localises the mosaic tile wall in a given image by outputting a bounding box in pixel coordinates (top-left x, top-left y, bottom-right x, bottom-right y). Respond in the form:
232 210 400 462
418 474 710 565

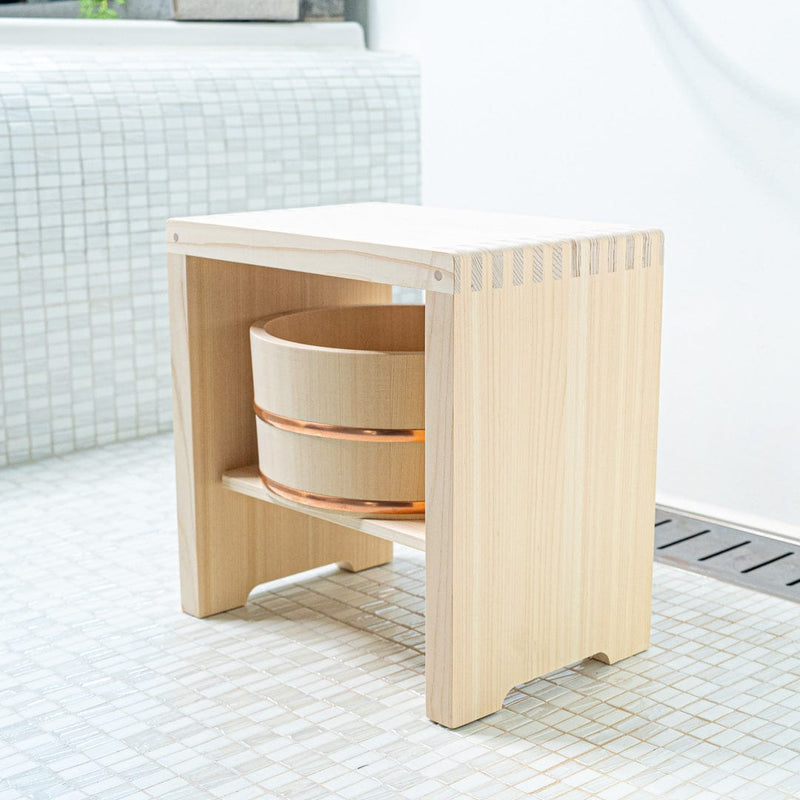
0 42 420 466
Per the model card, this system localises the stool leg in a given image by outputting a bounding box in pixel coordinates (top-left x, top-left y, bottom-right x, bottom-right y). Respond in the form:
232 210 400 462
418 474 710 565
169 253 393 618
425 245 662 728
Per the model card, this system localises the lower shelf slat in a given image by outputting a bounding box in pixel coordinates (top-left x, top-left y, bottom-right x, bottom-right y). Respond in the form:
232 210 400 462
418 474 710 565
221 466 426 552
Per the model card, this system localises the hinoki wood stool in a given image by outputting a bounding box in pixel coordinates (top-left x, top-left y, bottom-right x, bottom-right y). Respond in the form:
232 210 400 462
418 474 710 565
167 203 664 729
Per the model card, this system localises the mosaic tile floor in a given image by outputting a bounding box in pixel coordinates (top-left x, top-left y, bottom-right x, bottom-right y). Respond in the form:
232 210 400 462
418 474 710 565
1 434 799 800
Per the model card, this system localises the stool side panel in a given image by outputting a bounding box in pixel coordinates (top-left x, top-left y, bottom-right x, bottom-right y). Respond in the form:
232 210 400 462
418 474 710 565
426 235 663 728
170 254 394 617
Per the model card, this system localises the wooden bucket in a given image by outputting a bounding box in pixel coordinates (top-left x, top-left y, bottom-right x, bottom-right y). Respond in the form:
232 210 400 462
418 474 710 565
250 304 425 518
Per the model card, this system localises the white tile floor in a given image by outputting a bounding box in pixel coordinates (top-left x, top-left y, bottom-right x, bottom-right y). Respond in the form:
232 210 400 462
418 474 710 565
1 435 799 800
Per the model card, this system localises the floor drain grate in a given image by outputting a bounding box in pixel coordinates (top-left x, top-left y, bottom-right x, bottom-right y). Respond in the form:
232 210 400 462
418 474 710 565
654 508 799 603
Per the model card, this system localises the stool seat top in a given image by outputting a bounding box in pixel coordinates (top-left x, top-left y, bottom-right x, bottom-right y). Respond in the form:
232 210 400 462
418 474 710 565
167 202 661 294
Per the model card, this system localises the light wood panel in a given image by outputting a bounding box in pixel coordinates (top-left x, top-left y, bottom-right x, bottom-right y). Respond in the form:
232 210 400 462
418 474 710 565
425 238 664 728
168 253 394 618
424 289 456 724
167 203 660 295
167 207 455 294
222 465 426 551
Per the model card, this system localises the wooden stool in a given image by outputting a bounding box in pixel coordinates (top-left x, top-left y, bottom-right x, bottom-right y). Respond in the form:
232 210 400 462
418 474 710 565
167 203 664 728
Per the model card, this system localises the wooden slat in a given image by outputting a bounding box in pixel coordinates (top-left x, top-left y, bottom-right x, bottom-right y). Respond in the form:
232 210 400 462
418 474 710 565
222 465 426 552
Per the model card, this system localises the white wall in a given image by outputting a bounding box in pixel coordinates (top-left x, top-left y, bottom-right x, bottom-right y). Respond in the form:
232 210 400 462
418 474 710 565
369 0 800 537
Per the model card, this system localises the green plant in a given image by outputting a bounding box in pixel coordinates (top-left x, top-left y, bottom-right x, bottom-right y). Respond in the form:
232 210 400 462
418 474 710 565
79 0 126 19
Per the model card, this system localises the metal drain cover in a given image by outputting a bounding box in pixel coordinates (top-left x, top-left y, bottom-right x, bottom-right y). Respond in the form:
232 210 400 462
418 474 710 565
654 509 799 603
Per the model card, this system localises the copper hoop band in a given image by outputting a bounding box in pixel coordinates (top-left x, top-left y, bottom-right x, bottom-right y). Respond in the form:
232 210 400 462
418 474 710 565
253 402 425 443
260 471 425 515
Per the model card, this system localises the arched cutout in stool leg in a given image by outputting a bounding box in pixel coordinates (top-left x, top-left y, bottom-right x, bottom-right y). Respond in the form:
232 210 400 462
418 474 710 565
591 643 650 666
337 542 393 573
592 651 612 665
